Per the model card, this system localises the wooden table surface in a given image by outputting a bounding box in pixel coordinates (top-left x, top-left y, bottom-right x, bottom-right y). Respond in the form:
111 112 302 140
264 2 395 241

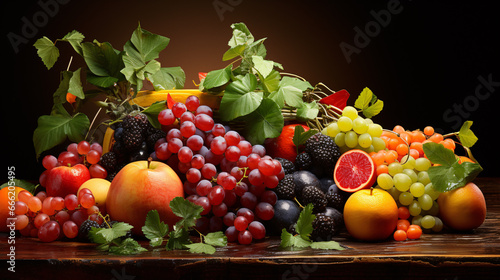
2 177 499 280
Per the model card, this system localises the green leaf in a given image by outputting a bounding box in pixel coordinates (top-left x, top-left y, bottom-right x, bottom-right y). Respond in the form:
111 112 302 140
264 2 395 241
292 126 318 149
88 227 107 244
68 68 85 99
59 30 84 56
33 112 90 159
109 238 147 255
279 76 313 92
252 56 274 78
281 86 304 108
166 227 191 250
97 222 134 243
363 99 384 118
280 229 312 248
424 142 483 192
82 41 124 79
34 36 59 69
169 197 203 229
228 22 254 48
204 232 227 247
142 101 167 129
185 243 216 255
129 24 170 62
219 74 262 121
310 241 345 250
121 24 169 87
295 203 315 241
423 142 457 166
203 65 233 90
458 121 478 148
296 101 319 121
354 87 372 110
222 44 246 61
243 98 284 144
243 38 267 58
260 69 281 93
142 210 169 247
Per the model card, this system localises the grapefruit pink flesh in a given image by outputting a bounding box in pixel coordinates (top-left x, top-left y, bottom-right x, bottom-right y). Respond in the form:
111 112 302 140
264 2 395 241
334 149 376 192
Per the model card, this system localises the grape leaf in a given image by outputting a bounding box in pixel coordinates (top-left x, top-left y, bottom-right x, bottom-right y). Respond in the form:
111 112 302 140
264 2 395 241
149 67 186 90
33 112 90 159
203 232 227 247
279 76 313 92
185 243 216 255
280 229 312 248
142 210 169 247
292 125 318 150
354 87 372 110
260 69 281 93
59 30 84 56
228 22 254 47
97 222 134 243
295 203 315 241
424 142 483 192
219 73 262 121
252 55 274 78
296 101 319 121
169 197 203 229
458 121 478 148
203 65 233 90
33 36 59 69
242 98 284 144
109 238 147 255
68 68 85 99
223 44 246 61
310 241 345 250
166 227 191 250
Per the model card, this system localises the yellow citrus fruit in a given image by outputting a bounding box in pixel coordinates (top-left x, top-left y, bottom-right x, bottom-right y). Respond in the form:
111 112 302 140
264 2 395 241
343 188 399 241
78 178 111 210
0 187 26 232
437 182 486 231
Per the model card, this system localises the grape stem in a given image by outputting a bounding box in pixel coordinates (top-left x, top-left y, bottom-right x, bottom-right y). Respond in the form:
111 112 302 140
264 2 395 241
382 129 411 164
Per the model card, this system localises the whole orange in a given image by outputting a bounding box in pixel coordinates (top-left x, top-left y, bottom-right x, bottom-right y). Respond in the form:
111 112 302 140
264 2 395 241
0 186 26 232
437 182 486 231
343 188 398 241
264 123 309 162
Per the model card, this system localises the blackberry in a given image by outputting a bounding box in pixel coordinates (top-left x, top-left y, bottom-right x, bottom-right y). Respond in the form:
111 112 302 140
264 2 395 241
100 151 118 172
326 192 344 211
122 112 149 133
311 213 337 241
146 129 166 150
287 223 298 235
300 185 327 213
78 220 100 241
295 152 312 170
305 133 341 167
275 157 296 175
274 174 296 199
122 129 144 150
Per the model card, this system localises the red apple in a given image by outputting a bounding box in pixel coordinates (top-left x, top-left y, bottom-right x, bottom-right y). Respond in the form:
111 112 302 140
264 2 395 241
45 164 91 197
106 160 184 235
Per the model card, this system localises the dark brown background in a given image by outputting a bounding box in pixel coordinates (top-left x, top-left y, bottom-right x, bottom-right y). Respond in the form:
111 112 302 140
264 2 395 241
2 0 498 181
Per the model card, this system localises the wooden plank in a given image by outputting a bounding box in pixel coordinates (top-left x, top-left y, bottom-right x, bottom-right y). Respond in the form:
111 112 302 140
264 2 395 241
1 178 499 279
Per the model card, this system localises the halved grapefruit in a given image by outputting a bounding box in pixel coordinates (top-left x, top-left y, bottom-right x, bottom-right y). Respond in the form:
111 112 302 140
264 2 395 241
334 149 377 192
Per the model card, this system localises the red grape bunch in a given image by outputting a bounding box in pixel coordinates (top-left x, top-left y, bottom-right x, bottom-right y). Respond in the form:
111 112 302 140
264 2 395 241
14 188 99 242
155 95 282 244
